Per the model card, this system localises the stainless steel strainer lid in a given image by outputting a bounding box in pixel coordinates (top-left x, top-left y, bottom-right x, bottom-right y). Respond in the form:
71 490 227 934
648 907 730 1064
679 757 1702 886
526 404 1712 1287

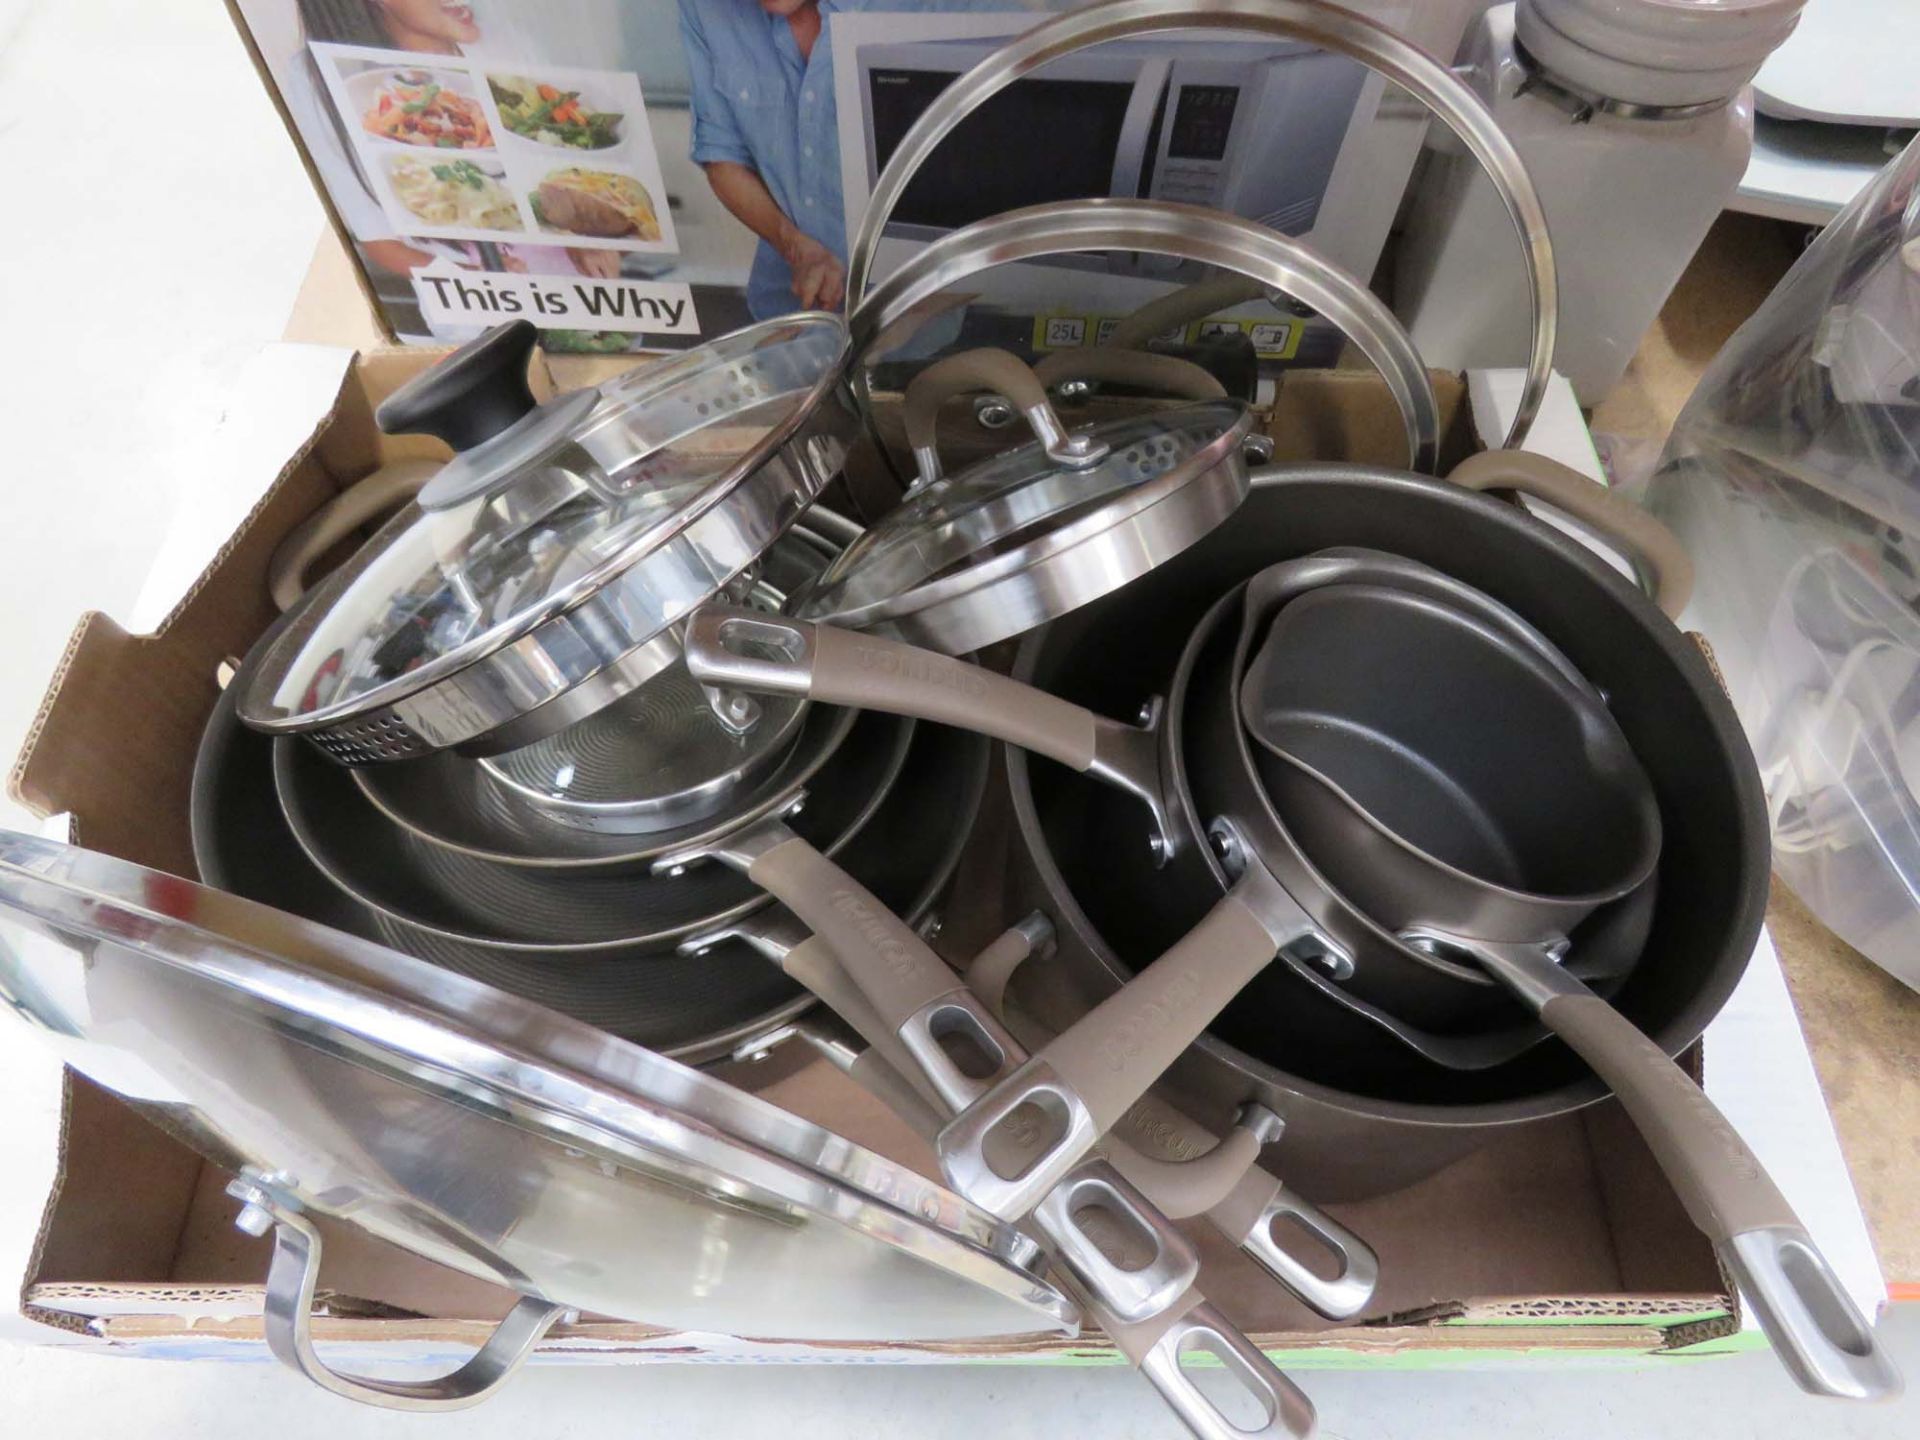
236 315 855 763
804 395 1252 655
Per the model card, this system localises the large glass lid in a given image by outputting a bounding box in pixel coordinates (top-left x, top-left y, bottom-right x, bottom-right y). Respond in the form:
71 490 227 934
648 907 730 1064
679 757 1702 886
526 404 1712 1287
0 831 1077 1340
237 315 850 757
804 398 1252 655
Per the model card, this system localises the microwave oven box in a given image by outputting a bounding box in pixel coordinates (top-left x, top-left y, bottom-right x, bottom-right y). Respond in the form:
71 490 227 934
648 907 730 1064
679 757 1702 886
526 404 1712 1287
5 344 1751 1373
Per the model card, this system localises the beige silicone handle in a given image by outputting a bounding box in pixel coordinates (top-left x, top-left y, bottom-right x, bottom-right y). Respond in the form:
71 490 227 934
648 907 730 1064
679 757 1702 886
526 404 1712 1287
901 348 1080 489
1103 275 1270 351
809 622 1102 770
1032 348 1228 400
267 460 437 610
1448 450 1695 618
961 921 1379 1322
780 935 947 1114
750 835 969 1032
746 832 1021 1115
1040 886 1281 1133
1537 992 1900 1399
1541 994 1798 1240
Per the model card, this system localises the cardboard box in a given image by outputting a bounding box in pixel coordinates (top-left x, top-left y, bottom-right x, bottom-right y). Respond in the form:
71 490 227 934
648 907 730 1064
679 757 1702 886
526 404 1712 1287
5 345 1761 1373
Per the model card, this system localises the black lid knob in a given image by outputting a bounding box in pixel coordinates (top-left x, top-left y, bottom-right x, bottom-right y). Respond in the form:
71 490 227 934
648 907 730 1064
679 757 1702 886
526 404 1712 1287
376 320 541 452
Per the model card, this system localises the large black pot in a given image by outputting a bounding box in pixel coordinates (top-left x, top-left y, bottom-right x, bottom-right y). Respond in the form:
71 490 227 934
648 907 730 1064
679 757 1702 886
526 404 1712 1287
1006 464 1770 1200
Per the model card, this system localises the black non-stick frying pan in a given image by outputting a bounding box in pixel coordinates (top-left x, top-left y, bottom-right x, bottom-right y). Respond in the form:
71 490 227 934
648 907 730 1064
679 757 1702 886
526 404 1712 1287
193 678 985 1063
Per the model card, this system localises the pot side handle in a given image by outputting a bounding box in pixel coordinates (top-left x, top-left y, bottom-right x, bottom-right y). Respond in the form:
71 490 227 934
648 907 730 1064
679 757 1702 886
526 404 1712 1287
901 348 1094 491
1448 450 1694 618
226 1172 570 1411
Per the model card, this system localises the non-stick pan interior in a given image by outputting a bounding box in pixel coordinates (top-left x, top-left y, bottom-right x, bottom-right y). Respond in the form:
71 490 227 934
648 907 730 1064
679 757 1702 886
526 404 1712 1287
1019 466 1767 1108
1244 583 1660 901
193 683 988 1059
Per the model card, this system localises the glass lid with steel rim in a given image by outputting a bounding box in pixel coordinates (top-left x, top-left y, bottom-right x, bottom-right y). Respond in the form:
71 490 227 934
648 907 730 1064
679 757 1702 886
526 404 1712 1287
0 831 1080 1363
802 345 1254 656
237 314 855 765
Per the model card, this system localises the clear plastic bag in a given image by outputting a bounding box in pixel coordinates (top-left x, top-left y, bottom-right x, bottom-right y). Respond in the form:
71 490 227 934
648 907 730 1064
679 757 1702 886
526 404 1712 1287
1639 135 1920 989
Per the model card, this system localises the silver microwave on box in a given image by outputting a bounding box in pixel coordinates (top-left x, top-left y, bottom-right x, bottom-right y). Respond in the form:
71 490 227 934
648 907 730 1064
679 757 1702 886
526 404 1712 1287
857 37 1369 270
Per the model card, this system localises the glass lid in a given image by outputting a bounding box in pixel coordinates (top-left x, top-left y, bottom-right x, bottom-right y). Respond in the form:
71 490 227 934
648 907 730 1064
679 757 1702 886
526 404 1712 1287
0 830 1078 1341
237 315 849 754
476 534 826 821
803 398 1251 652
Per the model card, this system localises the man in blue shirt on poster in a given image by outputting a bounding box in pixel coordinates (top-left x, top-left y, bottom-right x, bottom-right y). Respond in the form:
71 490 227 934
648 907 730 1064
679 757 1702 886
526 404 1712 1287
679 1 1045 320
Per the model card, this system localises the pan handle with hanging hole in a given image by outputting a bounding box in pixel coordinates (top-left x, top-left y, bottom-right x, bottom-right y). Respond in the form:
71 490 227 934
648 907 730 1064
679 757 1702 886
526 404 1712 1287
684 605 1180 855
937 855 1333 1222
1447 935 1901 1401
654 820 1316 1438
967 916 1378 1321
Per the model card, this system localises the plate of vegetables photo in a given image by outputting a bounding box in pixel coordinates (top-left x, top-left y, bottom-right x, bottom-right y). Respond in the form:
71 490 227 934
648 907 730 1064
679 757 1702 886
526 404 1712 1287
352 67 493 150
489 74 624 152
385 155 522 232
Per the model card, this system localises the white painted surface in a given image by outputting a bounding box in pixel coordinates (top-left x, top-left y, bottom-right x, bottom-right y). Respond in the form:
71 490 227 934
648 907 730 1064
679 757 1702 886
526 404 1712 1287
0 2 1914 1435
1752 0 1920 128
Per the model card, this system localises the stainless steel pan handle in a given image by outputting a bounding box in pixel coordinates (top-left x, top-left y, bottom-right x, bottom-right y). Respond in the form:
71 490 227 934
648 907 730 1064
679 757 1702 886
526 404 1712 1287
849 199 1439 474
846 0 1552 449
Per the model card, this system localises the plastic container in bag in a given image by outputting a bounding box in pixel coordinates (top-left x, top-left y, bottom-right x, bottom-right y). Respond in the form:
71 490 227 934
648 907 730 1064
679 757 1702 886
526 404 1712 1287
1640 135 1920 990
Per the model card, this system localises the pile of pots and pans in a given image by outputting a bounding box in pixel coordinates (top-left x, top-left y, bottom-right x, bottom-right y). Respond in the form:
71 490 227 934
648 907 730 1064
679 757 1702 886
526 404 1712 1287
127 0 1905 1424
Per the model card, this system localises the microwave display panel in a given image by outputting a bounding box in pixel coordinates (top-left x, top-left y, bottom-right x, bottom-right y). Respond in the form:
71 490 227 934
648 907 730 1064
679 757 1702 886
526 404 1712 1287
869 70 1134 229
1167 84 1240 162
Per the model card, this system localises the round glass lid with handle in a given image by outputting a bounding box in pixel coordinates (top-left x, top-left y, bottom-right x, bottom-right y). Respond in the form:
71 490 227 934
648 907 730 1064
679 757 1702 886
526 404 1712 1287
0 829 1079 1409
799 199 1439 657
237 315 856 764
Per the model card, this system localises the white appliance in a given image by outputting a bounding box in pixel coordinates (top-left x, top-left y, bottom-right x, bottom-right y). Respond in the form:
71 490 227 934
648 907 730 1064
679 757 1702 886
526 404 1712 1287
857 36 1367 274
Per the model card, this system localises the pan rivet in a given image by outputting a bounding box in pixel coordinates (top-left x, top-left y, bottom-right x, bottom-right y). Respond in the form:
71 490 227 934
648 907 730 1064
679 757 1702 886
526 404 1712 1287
667 863 688 878
1147 834 1169 865
1311 950 1356 982
1207 821 1243 871
974 395 1016 429
233 1202 274 1239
